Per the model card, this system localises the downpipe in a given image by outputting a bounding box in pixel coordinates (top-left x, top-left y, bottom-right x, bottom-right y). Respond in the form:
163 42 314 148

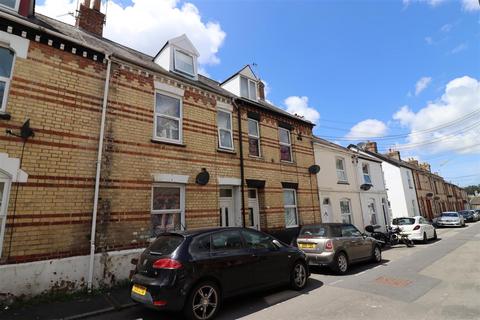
87 56 112 291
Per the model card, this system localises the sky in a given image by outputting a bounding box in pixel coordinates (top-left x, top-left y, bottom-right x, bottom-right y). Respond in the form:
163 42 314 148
36 0 480 187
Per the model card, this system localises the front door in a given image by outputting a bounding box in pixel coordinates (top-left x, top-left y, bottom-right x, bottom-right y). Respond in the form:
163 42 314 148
247 189 260 229
0 176 12 258
219 188 235 227
322 198 332 223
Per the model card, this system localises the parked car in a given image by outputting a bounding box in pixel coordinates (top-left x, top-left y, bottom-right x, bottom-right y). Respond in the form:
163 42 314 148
458 210 476 223
296 223 382 274
391 216 437 243
475 210 480 221
436 212 465 227
130 227 309 320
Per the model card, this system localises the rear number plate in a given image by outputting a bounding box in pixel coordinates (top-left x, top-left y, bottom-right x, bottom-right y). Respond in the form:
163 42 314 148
299 243 315 249
132 284 147 296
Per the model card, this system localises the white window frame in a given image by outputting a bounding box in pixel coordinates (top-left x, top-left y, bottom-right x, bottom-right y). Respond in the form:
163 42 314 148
0 175 12 258
407 171 413 189
0 46 15 113
340 198 353 224
336 157 348 182
283 188 299 228
151 183 185 234
217 109 234 150
173 48 196 78
0 0 20 12
368 198 377 225
362 163 372 185
248 118 261 157
279 127 293 162
240 76 257 101
153 91 183 144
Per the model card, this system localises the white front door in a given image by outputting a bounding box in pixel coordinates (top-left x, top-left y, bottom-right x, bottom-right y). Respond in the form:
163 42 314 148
219 188 236 227
0 175 12 258
322 198 332 223
247 189 260 229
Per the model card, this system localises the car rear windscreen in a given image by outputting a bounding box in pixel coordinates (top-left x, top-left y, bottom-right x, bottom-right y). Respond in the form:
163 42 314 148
299 226 328 237
441 213 458 217
392 218 415 225
148 234 184 255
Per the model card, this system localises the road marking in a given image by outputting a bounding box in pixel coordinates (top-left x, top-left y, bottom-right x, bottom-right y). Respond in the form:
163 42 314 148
354 271 367 277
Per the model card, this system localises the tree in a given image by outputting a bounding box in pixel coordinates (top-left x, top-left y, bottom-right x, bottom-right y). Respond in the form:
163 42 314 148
465 184 480 195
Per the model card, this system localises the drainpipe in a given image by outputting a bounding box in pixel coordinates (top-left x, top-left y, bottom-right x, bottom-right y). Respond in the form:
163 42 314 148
232 98 246 228
87 55 112 291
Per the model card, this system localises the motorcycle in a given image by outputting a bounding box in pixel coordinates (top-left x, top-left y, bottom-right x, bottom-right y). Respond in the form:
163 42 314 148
365 225 414 248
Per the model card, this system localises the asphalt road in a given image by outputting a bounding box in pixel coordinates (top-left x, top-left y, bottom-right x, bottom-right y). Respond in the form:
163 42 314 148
88 222 480 320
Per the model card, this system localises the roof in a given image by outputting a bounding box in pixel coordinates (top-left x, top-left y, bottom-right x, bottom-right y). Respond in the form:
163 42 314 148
220 64 258 85
354 147 418 170
16 13 312 125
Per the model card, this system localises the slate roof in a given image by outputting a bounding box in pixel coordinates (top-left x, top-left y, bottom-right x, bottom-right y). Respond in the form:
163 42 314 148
19 13 313 125
313 137 381 163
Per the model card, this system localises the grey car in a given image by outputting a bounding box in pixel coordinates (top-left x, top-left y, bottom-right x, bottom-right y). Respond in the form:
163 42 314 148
296 223 382 274
436 212 465 227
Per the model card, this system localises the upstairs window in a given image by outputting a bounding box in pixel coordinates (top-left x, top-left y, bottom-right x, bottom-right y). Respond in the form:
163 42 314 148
362 163 372 184
0 47 15 112
407 171 413 189
173 49 195 77
0 0 19 11
217 110 234 150
248 118 261 157
154 92 182 143
240 76 257 100
279 127 292 162
336 157 347 182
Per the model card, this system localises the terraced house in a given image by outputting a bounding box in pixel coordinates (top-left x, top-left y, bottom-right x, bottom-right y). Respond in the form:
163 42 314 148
0 0 319 298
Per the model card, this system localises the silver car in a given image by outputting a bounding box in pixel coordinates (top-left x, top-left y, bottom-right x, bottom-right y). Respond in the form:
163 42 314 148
436 212 465 227
296 223 382 274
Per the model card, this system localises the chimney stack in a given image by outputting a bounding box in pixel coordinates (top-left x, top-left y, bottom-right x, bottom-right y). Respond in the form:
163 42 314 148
364 141 378 153
407 158 419 167
258 81 265 101
386 149 401 161
76 0 105 37
419 162 431 172
18 0 35 17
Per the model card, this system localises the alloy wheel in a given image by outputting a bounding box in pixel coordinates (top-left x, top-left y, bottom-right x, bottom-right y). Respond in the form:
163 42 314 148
192 285 218 320
374 246 381 262
337 254 348 273
294 263 307 288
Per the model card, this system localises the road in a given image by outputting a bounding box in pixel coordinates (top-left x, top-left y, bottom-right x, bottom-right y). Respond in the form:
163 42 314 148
88 222 480 320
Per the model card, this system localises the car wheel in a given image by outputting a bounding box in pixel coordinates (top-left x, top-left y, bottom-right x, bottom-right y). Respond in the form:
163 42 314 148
433 229 437 240
371 245 382 263
331 252 348 274
184 281 221 320
422 232 428 244
290 261 308 291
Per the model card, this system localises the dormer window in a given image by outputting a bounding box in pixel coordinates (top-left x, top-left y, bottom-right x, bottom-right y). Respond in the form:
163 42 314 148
240 76 257 100
173 49 194 77
0 0 19 11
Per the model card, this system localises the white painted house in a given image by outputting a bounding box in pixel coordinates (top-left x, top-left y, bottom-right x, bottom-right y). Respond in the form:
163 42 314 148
352 142 420 220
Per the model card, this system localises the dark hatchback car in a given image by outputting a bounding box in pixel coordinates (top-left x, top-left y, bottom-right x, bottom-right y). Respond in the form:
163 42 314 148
458 210 475 222
130 227 309 320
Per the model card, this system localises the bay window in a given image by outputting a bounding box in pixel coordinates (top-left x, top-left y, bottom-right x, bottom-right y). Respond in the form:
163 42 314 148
154 92 182 143
248 118 261 157
217 110 233 150
151 184 185 236
279 127 292 162
0 47 15 112
283 189 298 227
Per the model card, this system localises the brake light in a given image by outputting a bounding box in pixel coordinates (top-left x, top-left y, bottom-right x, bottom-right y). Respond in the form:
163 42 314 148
325 240 333 251
153 300 167 306
153 258 182 270
413 225 420 231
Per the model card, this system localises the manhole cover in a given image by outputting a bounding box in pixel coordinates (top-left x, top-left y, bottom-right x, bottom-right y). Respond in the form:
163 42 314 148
375 276 412 288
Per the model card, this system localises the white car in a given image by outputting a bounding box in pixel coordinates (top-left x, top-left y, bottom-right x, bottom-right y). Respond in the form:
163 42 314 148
391 216 437 243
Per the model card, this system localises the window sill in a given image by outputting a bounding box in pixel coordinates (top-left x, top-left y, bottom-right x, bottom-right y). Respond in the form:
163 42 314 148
151 139 186 147
280 160 295 165
248 155 264 160
0 112 11 120
217 148 236 155
337 181 350 185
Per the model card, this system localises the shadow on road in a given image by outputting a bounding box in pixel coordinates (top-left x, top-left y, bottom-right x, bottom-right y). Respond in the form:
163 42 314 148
309 259 391 276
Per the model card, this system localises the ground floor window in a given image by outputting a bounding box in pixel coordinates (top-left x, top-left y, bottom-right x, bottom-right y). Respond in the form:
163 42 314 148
151 184 185 236
367 198 377 225
283 189 298 227
0 176 12 258
340 199 353 224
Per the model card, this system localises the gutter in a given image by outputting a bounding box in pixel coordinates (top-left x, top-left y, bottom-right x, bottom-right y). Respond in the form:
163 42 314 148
87 55 112 291
232 98 246 228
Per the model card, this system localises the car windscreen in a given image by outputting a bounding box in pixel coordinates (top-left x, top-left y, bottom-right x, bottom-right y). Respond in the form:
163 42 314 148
299 225 328 237
441 213 458 217
392 218 415 225
148 234 184 255
458 211 471 216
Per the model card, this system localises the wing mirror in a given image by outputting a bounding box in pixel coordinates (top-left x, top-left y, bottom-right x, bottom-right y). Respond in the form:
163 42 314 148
272 239 282 248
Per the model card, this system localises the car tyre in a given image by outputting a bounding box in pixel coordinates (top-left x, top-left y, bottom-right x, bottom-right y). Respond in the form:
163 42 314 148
331 252 348 274
290 261 308 291
422 232 428 244
433 230 437 240
371 245 382 263
184 281 221 320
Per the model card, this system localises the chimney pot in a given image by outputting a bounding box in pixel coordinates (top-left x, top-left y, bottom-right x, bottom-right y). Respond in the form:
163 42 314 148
386 150 401 161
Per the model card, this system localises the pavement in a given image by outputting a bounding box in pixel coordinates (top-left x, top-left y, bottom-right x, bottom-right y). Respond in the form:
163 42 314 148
1 222 479 320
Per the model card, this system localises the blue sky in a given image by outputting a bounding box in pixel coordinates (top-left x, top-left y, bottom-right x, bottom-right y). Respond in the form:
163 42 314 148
37 0 480 186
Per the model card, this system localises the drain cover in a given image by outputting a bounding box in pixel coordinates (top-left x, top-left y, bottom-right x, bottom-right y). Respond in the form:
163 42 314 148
375 276 412 288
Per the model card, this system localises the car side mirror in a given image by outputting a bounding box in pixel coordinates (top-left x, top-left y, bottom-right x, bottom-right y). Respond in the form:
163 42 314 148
272 239 282 249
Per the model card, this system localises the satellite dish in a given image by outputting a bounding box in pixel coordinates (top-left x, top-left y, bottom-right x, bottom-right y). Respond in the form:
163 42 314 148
360 184 373 191
308 165 320 174
426 193 434 198
20 119 35 140
195 168 210 185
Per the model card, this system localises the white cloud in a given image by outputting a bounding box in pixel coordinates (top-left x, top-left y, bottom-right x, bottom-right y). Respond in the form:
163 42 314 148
451 43 468 54
462 0 480 11
283 96 320 124
36 0 226 67
415 76 432 95
424 36 434 45
403 0 446 8
440 23 452 32
346 119 389 140
393 76 480 155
